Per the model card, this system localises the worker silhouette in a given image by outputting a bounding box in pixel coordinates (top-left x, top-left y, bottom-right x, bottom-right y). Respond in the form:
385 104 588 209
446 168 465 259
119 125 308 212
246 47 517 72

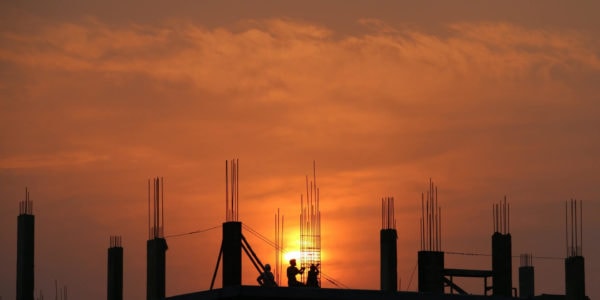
306 263 320 288
257 263 277 287
287 259 305 287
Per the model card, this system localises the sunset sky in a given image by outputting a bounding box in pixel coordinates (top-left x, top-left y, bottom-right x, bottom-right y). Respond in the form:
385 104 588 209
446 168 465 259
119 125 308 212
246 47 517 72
1 1 599 299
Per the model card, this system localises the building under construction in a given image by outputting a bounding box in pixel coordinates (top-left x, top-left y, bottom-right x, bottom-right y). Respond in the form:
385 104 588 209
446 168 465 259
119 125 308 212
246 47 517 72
15 164 590 300
163 175 589 300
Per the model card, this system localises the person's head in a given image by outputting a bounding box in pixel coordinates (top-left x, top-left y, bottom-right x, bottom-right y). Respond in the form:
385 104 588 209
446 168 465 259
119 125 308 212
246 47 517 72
264 264 271 271
289 259 296 266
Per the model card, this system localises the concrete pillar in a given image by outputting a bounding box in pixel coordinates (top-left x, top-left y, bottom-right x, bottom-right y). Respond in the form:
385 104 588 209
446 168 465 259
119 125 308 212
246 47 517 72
518 266 534 298
492 232 512 297
17 213 34 300
380 229 397 291
418 251 444 293
222 221 242 287
108 239 123 300
147 238 168 300
565 256 585 300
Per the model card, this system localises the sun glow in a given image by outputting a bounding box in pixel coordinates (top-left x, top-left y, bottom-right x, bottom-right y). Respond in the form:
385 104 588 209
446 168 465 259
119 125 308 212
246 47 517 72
283 250 302 263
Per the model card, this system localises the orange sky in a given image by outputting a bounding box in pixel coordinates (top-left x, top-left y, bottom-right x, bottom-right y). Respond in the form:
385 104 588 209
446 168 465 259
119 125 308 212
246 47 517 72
1 1 599 299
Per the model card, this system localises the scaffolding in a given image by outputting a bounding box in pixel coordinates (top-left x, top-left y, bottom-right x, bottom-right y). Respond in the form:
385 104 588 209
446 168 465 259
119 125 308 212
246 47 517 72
300 161 321 286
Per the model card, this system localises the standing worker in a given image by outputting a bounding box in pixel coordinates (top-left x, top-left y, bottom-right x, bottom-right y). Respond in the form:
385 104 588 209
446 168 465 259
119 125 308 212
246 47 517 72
287 259 305 287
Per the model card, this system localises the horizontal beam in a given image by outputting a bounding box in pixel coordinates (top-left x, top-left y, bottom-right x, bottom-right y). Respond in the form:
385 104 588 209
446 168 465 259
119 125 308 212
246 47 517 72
444 268 492 278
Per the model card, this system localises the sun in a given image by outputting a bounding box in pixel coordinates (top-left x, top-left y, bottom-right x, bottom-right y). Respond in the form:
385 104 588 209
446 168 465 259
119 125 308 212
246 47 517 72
283 250 302 264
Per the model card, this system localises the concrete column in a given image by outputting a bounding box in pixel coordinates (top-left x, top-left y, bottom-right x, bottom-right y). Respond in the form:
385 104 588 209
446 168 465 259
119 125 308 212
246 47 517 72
565 256 585 300
492 232 512 297
380 229 397 291
418 251 444 293
17 214 34 300
108 242 123 300
222 221 242 287
147 238 168 300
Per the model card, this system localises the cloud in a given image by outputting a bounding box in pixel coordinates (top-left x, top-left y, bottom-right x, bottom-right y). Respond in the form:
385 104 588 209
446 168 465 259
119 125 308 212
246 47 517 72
3 18 598 87
0 151 109 169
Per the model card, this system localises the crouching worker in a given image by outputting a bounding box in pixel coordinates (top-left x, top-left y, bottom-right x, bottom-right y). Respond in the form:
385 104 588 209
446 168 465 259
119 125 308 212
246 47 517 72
306 264 320 288
257 264 277 287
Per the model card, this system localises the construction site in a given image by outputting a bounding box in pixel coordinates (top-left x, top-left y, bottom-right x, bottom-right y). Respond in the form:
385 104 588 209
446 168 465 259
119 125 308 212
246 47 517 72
14 160 589 300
